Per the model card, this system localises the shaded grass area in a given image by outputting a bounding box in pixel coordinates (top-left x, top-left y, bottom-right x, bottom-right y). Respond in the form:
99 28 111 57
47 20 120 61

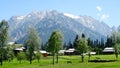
1 55 120 68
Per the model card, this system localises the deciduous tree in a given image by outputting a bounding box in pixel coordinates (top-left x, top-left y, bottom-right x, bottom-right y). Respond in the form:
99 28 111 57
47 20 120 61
46 30 63 64
0 20 9 66
76 35 88 62
24 26 41 64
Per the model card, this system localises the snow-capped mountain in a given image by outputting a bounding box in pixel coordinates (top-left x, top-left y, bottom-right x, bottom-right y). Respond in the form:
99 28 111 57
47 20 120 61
8 10 113 43
64 13 112 35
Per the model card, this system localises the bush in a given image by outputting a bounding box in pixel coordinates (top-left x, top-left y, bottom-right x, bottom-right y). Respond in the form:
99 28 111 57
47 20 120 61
35 51 41 63
17 51 26 63
7 51 14 62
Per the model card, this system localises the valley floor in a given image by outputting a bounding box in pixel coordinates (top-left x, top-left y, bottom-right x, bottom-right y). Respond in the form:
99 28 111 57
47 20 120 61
1 55 120 68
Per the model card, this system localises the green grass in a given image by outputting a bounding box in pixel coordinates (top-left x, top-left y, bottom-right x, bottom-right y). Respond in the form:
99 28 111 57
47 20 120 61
1 55 120 68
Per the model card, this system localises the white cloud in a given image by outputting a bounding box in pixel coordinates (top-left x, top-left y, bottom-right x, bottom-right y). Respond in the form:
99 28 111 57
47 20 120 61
101 14 110 20
96 6 110 21
96 6 102 12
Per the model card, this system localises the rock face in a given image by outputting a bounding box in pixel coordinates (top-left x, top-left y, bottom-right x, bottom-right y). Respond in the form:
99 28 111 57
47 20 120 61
8 10 113 43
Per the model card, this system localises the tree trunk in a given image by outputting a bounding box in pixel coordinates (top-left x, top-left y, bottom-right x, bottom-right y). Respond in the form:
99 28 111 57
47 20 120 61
115 53 118 59
0 57 2 66
30 55 32 64
38 58 40 63
88 53 91 60
30 59 32 64
20 60 21 64
81 54 84 62
0 60 2 66
0 50 3 66
30 52 32 64
56 53 58 63
52 53 55 65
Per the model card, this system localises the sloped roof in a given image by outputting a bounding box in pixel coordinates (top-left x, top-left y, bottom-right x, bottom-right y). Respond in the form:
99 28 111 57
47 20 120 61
40 50 47 53
103 47 115 52
59 50 66 54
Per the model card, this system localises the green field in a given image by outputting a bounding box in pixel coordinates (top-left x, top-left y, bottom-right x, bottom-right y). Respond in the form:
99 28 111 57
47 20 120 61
1 55 120 68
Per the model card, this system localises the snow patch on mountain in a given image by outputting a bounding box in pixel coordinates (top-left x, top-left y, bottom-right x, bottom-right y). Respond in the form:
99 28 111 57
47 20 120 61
8 10 113 43
17 16 25 20
63 13 80 19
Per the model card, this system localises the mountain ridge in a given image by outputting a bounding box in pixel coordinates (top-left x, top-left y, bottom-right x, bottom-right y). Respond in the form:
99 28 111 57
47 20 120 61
8 10 113 43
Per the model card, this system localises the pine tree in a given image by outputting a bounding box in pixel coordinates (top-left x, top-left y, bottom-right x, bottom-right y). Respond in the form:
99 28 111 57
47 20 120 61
73 35 79 49
68 40 73 49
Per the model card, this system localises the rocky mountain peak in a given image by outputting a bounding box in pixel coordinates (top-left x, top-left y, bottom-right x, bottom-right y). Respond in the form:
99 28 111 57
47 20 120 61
8 10 113 43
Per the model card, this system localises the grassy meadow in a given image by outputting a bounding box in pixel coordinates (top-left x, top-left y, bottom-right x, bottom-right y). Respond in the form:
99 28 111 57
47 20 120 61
1 55 120 68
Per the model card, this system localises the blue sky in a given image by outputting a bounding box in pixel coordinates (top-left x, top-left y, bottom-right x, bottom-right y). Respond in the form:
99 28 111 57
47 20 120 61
0 0 119 27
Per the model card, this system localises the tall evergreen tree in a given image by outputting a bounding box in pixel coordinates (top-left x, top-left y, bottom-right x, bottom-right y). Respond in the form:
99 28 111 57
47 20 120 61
73 35 79 49
87 38 93 48
82 33 85 38
105 36 113 47
100 38 105 49
68 40 73 49
93 39 103 55
41 43 45 50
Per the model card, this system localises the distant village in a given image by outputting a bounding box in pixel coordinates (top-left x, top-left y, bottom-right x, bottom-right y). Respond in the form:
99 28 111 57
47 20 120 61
8 41 115 58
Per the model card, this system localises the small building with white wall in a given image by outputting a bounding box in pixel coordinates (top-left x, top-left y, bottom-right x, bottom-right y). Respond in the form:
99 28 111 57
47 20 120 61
64 48 76 55
103 47 115 54
34 50 47 57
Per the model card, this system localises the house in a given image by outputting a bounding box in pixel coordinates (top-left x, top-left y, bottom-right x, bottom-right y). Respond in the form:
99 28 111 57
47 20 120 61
103 47 115 54
14 46 25 56
40 50 47 57
64 48 76 55
34 50 47 57
8 42 15 45
8 42 25 56
90 52 96 55
86 52 96 55
59 50 66 55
